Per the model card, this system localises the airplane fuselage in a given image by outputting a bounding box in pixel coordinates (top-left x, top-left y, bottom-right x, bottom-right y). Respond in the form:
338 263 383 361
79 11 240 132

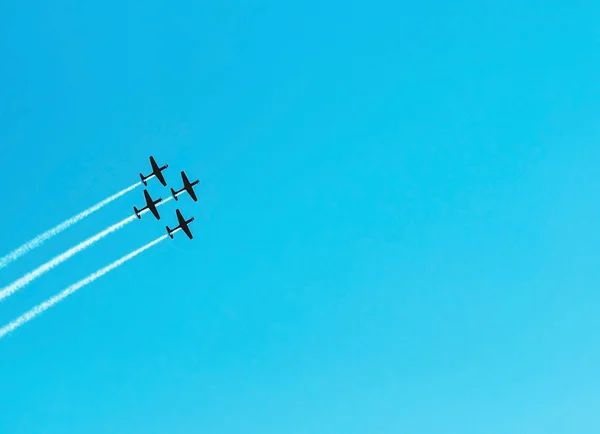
171 175 200 201
133 204 151 219
166 211 194 239
134 189 162 220
140 156 168 186
140 173 155 185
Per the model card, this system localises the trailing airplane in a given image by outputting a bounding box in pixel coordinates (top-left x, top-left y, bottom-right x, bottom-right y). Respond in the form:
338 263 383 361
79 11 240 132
139 156 168 186
170 171 200 201
133 189 162 220
166 209 195 239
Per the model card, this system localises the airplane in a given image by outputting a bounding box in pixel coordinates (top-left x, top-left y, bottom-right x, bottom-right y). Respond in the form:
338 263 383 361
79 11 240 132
139 156 168 186
166 209 195 239
170 171 200 201
133 189 162 220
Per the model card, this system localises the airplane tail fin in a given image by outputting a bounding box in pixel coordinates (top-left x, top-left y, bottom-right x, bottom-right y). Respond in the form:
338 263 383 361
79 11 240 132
166 226 174 239
171 188 179 200
139 173 147 185
133 206 141 219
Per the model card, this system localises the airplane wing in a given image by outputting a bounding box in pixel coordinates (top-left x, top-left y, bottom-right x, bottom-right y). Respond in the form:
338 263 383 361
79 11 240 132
181 223 193 239
181 171 190 186
176 209 185 226
149 156 159 172
144 190 161 219
175 209 193 238
148 202 160 219
155 170 167 186
150 156 167 186
143 189 153 206
187 185 198 202
181 171 198 201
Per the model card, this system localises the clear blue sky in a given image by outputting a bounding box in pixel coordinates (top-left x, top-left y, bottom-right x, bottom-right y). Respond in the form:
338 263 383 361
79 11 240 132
1 1 599 432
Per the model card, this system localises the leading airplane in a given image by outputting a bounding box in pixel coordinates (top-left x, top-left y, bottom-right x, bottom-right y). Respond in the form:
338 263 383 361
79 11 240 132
166 209 195 239
170 171 200 201
133 189 162 220
139 156 168 186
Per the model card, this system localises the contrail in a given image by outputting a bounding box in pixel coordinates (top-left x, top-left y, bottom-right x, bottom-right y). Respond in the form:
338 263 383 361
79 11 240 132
0 196 172 302
0 182 141 269
0 235 168 339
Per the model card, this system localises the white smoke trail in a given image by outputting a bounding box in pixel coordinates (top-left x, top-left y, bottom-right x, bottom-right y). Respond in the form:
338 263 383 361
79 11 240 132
0 235 168 339
0 196 172 302
0 182 141 269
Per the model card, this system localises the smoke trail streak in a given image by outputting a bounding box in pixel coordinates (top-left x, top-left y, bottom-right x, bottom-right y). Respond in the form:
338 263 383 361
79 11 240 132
0 182 141 269
0 196 172 302
0 235 167 339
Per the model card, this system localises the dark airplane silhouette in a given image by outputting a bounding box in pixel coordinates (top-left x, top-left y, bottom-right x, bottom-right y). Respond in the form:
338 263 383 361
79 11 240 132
133 189 162 220
139 156 168 186
166 209 194 239
170 171 200 201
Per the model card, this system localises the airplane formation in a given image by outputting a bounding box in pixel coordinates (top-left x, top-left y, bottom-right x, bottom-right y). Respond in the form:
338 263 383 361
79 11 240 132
134 156 198 239
0 156 202 338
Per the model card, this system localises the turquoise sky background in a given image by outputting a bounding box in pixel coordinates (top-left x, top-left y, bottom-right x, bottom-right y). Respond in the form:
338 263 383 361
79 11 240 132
1 1 600 432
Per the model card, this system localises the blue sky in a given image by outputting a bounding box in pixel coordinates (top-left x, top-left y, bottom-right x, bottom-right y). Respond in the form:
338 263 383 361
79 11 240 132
1 0 600 432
